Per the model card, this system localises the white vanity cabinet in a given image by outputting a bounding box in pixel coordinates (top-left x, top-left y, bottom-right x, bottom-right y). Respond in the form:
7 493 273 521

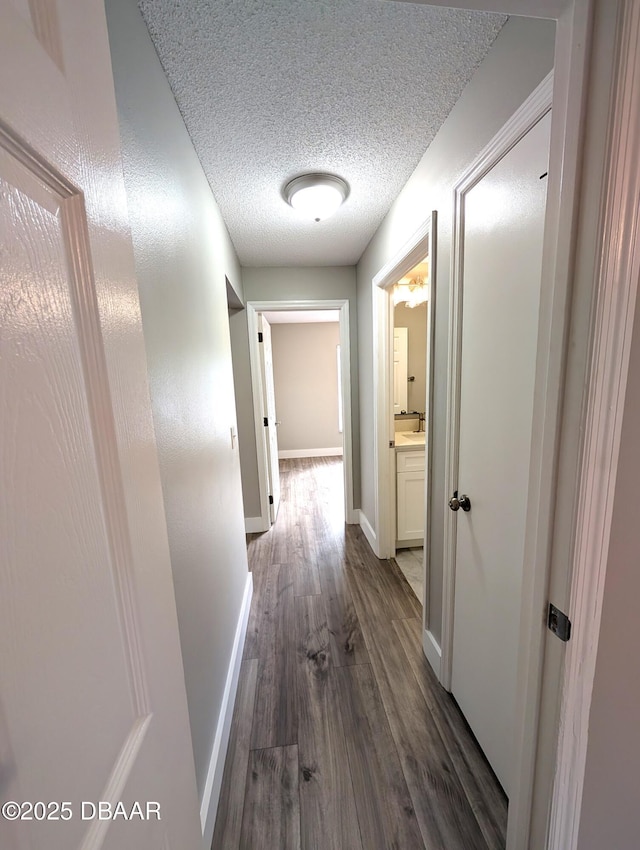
396 449 425 545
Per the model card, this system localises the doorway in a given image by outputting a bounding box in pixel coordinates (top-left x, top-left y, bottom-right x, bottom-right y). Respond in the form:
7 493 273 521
247 300 355 531
392 259 430 602
371 216 436 616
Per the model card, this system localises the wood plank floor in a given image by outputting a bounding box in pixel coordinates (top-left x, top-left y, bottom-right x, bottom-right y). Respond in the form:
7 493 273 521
212 457 507 850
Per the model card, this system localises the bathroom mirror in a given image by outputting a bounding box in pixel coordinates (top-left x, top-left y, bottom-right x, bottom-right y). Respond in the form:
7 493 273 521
393 263 428 422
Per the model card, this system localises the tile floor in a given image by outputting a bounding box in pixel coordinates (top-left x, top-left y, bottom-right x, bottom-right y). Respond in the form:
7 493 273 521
394 546 424 603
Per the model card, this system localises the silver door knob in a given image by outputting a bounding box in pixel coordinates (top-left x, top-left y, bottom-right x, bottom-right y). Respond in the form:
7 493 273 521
449 490 471 512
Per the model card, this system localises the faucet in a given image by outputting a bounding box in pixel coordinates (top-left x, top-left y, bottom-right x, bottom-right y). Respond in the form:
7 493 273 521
413 412 426 433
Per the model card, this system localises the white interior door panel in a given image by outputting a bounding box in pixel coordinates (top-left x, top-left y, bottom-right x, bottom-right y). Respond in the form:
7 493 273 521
259 315 281 523
451 111 551 795
0 4 201 848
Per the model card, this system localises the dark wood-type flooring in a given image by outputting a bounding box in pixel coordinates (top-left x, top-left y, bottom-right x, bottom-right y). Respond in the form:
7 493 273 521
212 456 507 850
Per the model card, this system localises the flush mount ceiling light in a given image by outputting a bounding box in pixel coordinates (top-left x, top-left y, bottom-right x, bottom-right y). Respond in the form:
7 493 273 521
283 173 349 222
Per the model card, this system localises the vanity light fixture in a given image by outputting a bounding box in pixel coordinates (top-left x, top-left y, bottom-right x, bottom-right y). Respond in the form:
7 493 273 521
393 273 429 308
283 173 349 222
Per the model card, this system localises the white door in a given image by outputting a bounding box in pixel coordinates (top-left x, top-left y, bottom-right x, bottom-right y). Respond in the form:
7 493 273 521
0 4 202 849
451 112 551 794
393 327 408 414
259 315 281 523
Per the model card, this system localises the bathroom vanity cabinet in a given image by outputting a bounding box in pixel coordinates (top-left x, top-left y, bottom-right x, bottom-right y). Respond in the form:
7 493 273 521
396 447 425 545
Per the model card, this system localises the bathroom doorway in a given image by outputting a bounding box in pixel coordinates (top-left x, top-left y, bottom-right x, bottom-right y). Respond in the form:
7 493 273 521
392 260 430 602
371 214 436 617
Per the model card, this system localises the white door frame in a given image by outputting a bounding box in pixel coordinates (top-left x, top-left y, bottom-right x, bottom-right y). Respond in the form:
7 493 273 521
371 215 435 564
547 3 640 848
247 300 355 529
257 314 281 524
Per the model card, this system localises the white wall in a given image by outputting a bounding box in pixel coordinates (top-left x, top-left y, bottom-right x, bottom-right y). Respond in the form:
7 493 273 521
271 322 342 454
576 285 640 850
232 266 359 519
106 0 249 802
356 16 556 643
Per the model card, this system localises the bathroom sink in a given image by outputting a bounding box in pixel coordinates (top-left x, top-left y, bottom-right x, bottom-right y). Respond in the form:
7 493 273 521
396 431 426 446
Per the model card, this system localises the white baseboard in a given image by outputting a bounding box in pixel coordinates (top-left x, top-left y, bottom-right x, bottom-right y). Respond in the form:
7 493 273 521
278 447 343 459
423 628 442 680
245 516 267 533
358 509 378 554
200 572 253 848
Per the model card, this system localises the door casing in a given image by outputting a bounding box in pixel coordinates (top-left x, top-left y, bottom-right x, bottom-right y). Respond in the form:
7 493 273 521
372 216 435 559
257 314 281 523
247 300 355 529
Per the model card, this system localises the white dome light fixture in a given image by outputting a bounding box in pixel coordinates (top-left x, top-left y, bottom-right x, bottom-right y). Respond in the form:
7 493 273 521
284 173 349 222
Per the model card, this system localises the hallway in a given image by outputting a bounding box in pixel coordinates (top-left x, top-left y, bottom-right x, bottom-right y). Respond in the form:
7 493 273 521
212 457 507 849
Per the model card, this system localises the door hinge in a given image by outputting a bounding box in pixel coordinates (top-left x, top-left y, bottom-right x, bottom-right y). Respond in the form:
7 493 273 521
547 603 571 642
263 417 268 427
268 495 274 505
258 332 263 342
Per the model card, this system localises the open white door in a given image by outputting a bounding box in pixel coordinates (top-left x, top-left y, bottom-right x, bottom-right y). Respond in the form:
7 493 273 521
0 4 201 849
258 315 281 523
449 111 551 795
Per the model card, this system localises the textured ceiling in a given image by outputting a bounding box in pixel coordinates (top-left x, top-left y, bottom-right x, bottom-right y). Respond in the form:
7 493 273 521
138 1 506 267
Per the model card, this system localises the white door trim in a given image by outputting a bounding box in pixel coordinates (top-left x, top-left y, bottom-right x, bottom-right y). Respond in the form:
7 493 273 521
246 300 356 524
548 2 640 847
247 304 272 532
372 214 435 562
258 313 281 524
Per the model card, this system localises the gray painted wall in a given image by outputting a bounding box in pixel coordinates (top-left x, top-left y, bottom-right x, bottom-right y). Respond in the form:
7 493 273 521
106 0 250 801
356 16 556 644
271 322 342 453
577 286 640 850
232 266 359 520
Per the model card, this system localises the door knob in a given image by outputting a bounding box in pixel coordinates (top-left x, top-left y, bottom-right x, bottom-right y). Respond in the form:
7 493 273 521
449 490 471 512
